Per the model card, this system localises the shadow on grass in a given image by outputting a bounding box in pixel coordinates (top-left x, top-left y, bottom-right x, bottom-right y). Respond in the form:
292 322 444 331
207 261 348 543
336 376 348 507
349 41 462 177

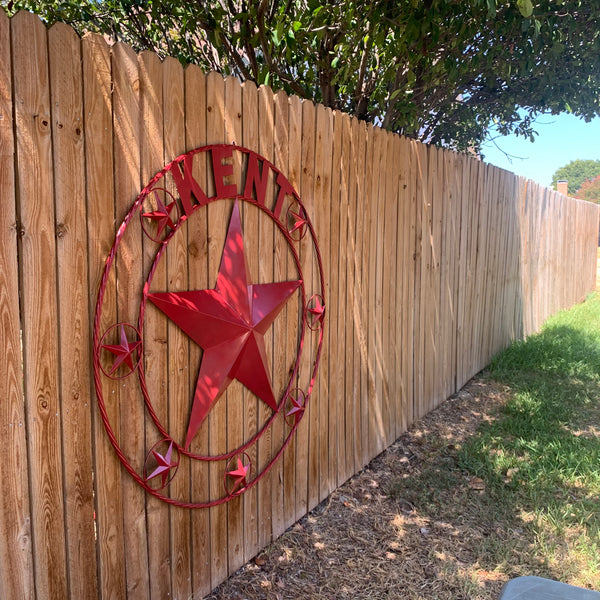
387 321 600 593
465 324 600 581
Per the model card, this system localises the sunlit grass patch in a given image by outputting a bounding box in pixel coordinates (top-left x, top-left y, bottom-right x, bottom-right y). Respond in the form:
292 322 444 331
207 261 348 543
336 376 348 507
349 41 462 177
458 293 600 587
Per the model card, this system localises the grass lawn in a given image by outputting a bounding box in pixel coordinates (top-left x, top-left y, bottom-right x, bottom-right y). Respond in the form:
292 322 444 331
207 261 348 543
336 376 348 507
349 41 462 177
456 292 600 589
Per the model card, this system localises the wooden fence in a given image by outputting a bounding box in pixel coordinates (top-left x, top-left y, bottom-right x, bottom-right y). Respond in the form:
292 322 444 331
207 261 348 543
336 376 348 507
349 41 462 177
1 10 598 600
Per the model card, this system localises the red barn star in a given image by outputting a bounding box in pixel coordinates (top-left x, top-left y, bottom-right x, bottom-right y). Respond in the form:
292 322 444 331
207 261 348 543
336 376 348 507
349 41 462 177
226 457 250 494
308 295 325 328
101 324 141 375
146 441 178 488
288 206 307 238
142 191 177 237
148 201 301 450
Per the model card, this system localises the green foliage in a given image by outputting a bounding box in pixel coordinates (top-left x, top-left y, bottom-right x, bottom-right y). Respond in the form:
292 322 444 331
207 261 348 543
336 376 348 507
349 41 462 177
6 0 600 153
551 159 600 195
576 174 600 203
458 295 600 581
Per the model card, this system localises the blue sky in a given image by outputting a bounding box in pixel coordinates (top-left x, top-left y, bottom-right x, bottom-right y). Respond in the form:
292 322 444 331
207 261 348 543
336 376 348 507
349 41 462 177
480 113 600 188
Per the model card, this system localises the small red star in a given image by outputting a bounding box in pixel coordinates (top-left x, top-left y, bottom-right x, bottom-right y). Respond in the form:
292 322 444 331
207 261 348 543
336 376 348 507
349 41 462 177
142 192 176 237
101 325 141 375
308 296 325 327
146 441 178 488
288 207 307 237
226 457 250 494
286 392 305 425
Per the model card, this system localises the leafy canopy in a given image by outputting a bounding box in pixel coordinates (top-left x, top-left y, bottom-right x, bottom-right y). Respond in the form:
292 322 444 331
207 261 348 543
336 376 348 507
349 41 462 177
551 159 600 195
6 0 600 153
575 174 600 203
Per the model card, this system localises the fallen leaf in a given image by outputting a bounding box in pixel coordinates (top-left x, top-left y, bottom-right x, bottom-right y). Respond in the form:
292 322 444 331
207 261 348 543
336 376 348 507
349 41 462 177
468 477 485 490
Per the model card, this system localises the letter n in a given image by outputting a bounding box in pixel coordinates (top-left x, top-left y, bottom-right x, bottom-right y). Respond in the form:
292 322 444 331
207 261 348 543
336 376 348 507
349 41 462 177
244 151 270 206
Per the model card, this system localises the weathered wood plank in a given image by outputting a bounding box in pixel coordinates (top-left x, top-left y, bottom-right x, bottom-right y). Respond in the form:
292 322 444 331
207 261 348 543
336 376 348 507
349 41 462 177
299 98 317 507
327 109 343 490
0 10 35 600
381 131 397 443
348 117 362 468
256 83 276 545
12 12 69 600
162 55 193 600
240 79 260 562
366 124 380 457
338 113 352 477
111 40 150 599
205 70 229 588
314 103 333 499
82 31 127 600
356 121 370 465
223 74 245 576
138 48 171 600
184 63 212 598
48 21 98 600
271 88 289 538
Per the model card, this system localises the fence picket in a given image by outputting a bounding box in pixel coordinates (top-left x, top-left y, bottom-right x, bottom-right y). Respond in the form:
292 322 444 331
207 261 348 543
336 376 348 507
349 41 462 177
0 10 35 600
12 12 68 600
82 31 127 600
48 22 97 600
138 48 172 600
184 64 213 597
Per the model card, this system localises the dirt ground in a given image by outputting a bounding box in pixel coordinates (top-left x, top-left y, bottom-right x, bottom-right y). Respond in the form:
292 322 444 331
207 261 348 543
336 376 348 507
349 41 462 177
205 377 514 600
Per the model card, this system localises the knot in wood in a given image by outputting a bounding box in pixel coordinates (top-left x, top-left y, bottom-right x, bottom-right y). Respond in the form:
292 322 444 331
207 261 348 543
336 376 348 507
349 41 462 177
56 223 68 238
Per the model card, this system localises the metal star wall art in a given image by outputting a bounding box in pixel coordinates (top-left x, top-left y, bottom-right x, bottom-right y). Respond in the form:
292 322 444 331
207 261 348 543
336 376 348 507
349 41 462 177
93 144 326 508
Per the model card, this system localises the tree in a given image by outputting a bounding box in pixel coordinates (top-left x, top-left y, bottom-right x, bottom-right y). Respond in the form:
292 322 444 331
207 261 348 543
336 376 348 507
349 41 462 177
5 0 600 153
575 174 600 203
551 159 600 195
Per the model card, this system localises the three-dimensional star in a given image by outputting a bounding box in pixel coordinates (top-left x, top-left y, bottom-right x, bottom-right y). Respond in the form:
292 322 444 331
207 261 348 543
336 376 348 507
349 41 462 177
226 457 250 493
286 391 305 425
288 206 307 238
307 296 325 328
148 200 302 450
101 324 141 375
146 441 178 488
142 191 177 237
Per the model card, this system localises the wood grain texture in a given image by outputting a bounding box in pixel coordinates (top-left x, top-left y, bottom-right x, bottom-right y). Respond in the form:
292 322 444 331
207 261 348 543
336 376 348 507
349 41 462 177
163 56 193 600
355 121 369 468
48 22 98 600
240 79 260 563
0 10 35 600
138 48 171 600
314 103 333 500
327 109 343 489
271 88 289 539
348 117 361 470
82 31 127 600
12 12 68 600
184 64 212 598
256 83 276 546
205 70 229 588
111 40 150 599
277 89 298 534
224 74 245 577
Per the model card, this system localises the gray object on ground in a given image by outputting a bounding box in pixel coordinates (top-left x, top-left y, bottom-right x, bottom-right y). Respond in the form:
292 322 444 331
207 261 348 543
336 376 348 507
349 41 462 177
500 576 600 599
